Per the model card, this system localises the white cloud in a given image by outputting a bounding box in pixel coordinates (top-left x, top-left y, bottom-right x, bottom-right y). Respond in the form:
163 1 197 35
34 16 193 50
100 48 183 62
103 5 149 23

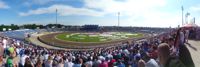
84 0 166 16
120 11 181 27
21 0 167 17
188 5 200 26
19 4 104 16
0 1 9 9
83 0 182 27
190 5 200 12
20 0 183 27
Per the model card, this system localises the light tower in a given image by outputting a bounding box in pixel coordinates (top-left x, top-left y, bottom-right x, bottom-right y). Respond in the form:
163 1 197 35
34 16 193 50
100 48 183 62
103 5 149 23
118 12 120 27
181 6 184 26
56 9 58 25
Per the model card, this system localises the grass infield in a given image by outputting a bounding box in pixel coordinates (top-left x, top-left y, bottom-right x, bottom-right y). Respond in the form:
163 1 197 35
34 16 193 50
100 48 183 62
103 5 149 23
56 32 143 43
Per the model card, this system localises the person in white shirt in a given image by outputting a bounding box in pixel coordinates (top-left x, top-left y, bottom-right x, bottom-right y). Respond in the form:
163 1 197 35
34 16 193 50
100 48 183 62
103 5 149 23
64 59 74 67
45 56 53 67
2 38 7 48
185 30 190 43
84 57 93 67
179 29 185 45
20 54 29 66
58 59 64 67
44 53 49 61
145 59 159 67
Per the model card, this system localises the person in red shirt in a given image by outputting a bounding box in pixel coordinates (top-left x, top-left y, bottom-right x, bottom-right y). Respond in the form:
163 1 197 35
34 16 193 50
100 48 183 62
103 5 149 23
150 45 158 59
98 59 108 67
108 59 116 67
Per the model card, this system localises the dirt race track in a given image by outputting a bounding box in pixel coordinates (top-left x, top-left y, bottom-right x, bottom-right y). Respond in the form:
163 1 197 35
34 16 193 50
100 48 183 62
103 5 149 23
36 32 147 49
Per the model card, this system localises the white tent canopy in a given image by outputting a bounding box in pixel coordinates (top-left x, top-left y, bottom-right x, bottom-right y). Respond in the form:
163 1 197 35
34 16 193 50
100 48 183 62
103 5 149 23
182 22 198 27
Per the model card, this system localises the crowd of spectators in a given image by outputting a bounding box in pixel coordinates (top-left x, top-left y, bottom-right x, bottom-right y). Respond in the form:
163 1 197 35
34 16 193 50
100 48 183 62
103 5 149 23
0 28 195 67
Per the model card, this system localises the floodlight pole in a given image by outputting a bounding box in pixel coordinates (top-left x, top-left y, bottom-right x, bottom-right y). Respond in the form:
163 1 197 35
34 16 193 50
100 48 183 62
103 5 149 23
118 12 120 27
56 9 58 25
181 6 184 26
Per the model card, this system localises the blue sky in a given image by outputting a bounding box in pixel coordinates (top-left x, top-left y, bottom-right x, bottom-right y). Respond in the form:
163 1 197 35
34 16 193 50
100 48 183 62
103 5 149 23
0 0 200 27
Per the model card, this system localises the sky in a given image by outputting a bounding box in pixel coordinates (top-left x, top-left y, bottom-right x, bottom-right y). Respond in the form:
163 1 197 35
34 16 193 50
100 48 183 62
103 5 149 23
0 0 200 27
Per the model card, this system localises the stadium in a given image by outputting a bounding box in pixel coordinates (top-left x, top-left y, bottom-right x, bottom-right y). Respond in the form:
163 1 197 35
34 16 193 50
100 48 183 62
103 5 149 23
1 21 200 67
1 0 200 67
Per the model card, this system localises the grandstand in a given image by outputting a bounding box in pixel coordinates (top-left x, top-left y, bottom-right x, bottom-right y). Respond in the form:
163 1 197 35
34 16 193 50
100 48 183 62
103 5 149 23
0 25 199 67
80 25 100 32
2 29 37 40
1 0 200 67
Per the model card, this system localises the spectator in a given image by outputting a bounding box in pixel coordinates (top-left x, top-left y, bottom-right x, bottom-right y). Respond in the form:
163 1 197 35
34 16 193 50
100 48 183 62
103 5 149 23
108 58 116 67
6 56 14 67
64 58 74 67
98 59 108 67
148 45 158 59
24 57 34 67
178 40 195 67
0 55 4 67
73 58 82 67
35 58 43 67
93 57 101 67
45 56 53 67
58 59 64 67
0 43 4 66
115 59 125 67
175 28 195 67
12 50 19 67
138 59 145 67
0 43 4 57
145 56 159 67
19 50 29 67
84 57 93 67
2 38 7 48
185 29 190 43
179 28 185 45
158 43 185 67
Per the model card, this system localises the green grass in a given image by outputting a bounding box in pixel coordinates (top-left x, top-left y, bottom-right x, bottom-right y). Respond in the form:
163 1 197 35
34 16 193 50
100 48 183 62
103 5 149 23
56 32 143 42
56 33 103 42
